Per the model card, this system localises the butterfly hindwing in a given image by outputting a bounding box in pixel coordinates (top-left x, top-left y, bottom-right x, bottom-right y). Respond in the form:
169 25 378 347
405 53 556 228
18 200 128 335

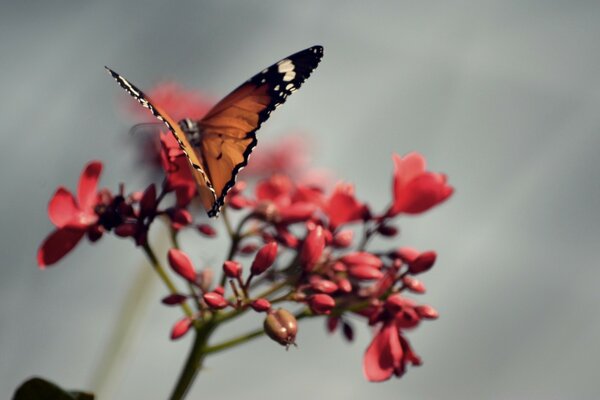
104 67 218 211
198 46 324 216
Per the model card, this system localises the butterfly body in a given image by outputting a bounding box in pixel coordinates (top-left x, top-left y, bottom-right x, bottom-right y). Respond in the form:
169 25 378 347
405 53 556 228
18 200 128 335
106 45 323 217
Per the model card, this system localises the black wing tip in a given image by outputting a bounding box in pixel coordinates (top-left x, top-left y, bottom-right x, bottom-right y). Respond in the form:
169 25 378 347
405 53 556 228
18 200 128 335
104 66 119 78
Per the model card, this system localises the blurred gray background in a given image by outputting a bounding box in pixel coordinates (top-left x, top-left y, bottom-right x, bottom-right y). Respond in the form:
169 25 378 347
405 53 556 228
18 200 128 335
2 1 600 399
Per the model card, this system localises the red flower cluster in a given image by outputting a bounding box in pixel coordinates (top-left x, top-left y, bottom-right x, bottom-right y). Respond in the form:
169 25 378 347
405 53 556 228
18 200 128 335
38 82 453 385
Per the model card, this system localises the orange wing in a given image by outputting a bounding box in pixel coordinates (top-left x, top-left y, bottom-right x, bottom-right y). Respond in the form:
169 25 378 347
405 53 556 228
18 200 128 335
105 67 217 212
197 46 324 217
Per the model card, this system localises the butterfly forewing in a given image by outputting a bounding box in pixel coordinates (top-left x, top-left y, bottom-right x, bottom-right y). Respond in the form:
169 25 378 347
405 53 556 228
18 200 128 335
106 45 323 218
104 67 218 211
198 46 324 216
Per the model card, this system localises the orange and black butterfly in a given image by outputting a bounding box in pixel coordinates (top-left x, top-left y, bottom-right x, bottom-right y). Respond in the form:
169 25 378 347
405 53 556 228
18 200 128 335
106 46 323 217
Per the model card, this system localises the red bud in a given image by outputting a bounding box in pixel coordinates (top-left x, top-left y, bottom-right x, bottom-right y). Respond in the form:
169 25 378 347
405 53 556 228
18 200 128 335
203 292 229 309
140 184 157 217
337 278 352 293
300 225 325 271
167 249 197 283
197 223 216 237
223 260 242 278
416 305 439 319
250 298 271 312
170 208 192 230
114 222 137 237
348 265 384 280
341 252 382 269
170 317 193 340
161 293 188 305
308 294 335 314
309 277 338 294
251 242 278 275
409 251 436 274
332 230 353 248
403 276 426 293
213 285 225 295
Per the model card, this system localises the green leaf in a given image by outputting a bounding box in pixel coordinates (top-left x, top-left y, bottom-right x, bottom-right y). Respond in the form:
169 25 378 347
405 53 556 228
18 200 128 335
13 377 94 400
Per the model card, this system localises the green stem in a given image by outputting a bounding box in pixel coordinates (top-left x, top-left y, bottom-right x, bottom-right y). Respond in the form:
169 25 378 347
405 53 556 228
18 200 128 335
169 321 217 400
142 241 194 318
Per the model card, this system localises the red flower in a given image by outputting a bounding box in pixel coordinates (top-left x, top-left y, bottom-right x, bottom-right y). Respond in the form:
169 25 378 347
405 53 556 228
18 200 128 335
363 321 422 381
324 183 368 229
388 152 453 216
132 82 212 122
241 134 311 179
37 161 103 268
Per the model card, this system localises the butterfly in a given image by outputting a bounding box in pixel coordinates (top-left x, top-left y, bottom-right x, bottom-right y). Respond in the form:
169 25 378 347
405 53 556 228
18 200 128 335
106 46 323 217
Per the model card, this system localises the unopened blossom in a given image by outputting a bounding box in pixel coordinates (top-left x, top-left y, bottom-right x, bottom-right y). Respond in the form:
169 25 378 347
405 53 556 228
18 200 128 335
171 317 193 340
300 225 325 271
168 249 197 283
250 242 278 275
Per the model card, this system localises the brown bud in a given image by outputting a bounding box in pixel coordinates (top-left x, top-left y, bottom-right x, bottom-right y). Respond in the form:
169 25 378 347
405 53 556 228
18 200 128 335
264 308 297 347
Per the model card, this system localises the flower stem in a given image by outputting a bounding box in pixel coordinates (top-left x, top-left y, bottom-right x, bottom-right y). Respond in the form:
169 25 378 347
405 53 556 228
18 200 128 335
142 241 194 318
169 321 216 400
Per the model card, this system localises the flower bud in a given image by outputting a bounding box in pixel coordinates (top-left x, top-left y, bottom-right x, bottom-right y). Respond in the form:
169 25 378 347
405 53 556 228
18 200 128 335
223 260 242 278
197 268 214 293
250 298 271 312
377 224 398 237
87 225 104 242
251 242 278 275
332 261 347 272
213 285 225 295
416 305 439 319
327 316 339 333
402 276 426 293
332 230 353 248
169 208 192 230
308 294 336 315
114 222 137 237
161 293 188 305
300 225 325 272
336 278 352 293
264 308 297 347
228 195 249 210
168 249 197 283
348 265 384 280
309 277 338 294
140 184 157 217
170 317 193 340
409 251 436 274
342 321 354 342
197 223 216 237
341 252 382 269
203 292 229 309
279 202 317 224
239 243 258 255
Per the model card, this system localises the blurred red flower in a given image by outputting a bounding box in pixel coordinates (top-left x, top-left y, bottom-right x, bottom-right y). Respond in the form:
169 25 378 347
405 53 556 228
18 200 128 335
37 161 103 267
387 152 453 216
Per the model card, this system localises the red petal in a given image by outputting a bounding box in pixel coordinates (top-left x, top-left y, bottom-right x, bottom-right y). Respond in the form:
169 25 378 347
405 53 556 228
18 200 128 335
37 228 85 268
77 161 102 212
363 323 403 382
48 187 80 228
392 153 426 191
325 182 366 229
393 172 453 215
167 249 197 282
